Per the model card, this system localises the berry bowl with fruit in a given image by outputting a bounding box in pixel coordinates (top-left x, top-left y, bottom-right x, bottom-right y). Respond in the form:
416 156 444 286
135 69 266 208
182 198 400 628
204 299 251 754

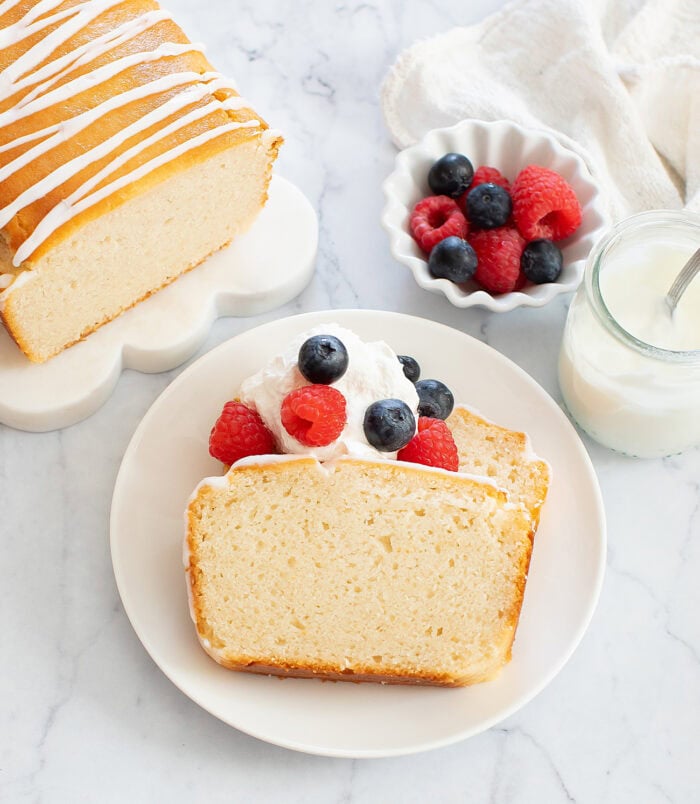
381 119 609 311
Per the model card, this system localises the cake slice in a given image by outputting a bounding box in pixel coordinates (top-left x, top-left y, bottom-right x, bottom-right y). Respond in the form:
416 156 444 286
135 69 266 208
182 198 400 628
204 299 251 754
186 456 534 686
0 0 282 362
449 405 550 529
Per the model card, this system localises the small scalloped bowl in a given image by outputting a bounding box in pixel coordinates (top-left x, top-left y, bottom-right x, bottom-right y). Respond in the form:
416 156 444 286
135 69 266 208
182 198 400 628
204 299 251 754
381 119 610 311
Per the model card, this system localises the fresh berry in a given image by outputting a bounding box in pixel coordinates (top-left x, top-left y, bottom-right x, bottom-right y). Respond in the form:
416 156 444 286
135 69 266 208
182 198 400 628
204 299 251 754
209 401 277 464
428 153 474 198
397 417 459 472
281 385 347 447
398 355 420 383
457 166 510 210
511 165 582 241
465 183 513 229
298 334 348 384
410 196 468 254
472 166 510 191
415 379 454 420
428 236 478 283
363 399 416 452
513 270 529 291
521 239 563 284
469 226 526 294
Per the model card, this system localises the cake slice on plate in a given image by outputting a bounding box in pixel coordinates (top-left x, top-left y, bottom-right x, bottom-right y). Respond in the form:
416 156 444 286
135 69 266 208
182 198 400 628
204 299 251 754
0 0 282 362
184 326 551 687
186 456 535 687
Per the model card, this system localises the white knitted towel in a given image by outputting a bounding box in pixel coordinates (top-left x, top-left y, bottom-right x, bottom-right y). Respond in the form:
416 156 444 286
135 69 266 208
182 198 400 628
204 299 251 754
381 0 699 218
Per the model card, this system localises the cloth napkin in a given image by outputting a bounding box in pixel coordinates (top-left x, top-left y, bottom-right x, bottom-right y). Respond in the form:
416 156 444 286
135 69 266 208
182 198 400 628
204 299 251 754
381 0 700 218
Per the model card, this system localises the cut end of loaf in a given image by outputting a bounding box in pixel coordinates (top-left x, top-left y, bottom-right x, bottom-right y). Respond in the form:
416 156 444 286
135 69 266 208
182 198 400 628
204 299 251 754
186 456 534 687
1 133 281 362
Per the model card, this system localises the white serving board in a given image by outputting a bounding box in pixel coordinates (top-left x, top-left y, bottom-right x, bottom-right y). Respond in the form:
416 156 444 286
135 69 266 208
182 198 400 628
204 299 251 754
0 175 317 432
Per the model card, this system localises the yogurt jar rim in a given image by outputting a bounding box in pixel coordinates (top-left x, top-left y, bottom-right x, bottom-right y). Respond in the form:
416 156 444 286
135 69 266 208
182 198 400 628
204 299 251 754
585 209 700 366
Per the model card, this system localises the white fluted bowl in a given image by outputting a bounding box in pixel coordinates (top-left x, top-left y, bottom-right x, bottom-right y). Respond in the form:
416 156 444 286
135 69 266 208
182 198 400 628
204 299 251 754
381 119 609 311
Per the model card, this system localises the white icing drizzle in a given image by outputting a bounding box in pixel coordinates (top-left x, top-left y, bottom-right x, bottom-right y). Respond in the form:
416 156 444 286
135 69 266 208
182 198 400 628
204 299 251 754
0 70 202 167
2 10 172 107
0 0 263 268
15 100 259 264
0 70 234 228
0 0 126 58
0 0 26 19
0 272 12 289
0 42 206 129
196 452 500 488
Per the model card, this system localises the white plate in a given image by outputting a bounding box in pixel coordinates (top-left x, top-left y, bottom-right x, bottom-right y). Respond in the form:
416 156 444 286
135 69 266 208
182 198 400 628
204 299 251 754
381 119 610 311
110 309 606 758
0 175 317 432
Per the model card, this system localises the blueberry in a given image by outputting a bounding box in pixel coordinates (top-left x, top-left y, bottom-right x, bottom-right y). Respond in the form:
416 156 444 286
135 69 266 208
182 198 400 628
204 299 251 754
520 239 563 284
363 399 416 452
398 355 420 383
298 334 349 384
465 183 512 229
428 153 474 199
415 379 454 420
428 236 478 283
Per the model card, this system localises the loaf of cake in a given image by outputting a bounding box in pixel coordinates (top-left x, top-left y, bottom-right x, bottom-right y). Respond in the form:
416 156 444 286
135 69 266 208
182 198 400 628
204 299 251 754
186 456 535 686
0 0 282 362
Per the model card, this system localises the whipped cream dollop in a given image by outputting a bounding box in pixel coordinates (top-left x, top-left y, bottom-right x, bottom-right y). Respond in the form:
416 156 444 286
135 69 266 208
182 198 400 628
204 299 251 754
239 324 419 461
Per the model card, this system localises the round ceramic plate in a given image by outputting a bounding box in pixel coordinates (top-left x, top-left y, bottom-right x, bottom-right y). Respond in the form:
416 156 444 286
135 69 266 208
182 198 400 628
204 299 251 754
110 310 606 758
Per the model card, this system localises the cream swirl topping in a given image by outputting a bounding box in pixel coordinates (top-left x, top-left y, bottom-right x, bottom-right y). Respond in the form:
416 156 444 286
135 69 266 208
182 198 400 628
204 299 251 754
240 325 420 462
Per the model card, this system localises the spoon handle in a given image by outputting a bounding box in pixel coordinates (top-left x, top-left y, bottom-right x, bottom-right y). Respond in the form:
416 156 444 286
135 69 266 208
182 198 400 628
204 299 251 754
666 247 700 314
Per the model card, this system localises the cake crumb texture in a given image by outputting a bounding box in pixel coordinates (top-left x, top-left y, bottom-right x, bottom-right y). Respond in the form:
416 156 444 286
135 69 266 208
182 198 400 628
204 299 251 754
448 405 550 527
186 457 534 687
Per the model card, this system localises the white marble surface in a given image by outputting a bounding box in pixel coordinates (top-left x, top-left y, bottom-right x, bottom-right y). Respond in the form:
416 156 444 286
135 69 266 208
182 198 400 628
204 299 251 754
2 1 698 801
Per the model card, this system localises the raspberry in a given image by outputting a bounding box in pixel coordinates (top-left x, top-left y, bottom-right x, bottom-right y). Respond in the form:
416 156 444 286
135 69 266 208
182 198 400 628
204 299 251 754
511 165 582 241
469 226 526 294
209 401 277 464
513 270 528 291
458 167 510 211
281 385 347 447
473 165 511 191
409 195 468 254
397 417 459 472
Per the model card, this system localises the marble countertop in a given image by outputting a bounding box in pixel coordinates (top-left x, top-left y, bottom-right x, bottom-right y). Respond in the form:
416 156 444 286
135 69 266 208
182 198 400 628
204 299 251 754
2 1 698 801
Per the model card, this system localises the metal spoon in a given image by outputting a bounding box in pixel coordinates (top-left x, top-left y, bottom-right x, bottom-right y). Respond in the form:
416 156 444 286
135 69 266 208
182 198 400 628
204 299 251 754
666 247 700 314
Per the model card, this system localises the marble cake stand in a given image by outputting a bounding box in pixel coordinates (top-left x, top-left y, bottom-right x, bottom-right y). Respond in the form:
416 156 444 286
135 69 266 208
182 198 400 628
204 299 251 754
0 175 317 432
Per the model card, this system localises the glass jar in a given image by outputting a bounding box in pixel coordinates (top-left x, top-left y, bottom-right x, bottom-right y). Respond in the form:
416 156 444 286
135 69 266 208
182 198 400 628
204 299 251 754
559 210 700 458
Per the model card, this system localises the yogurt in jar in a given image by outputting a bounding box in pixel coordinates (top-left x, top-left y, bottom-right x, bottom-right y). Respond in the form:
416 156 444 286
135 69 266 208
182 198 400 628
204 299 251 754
559 211 700 458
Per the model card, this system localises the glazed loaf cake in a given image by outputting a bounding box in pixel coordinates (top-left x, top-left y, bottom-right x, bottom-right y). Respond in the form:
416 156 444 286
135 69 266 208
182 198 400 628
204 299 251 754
0 0 282 362
186 456 536 687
